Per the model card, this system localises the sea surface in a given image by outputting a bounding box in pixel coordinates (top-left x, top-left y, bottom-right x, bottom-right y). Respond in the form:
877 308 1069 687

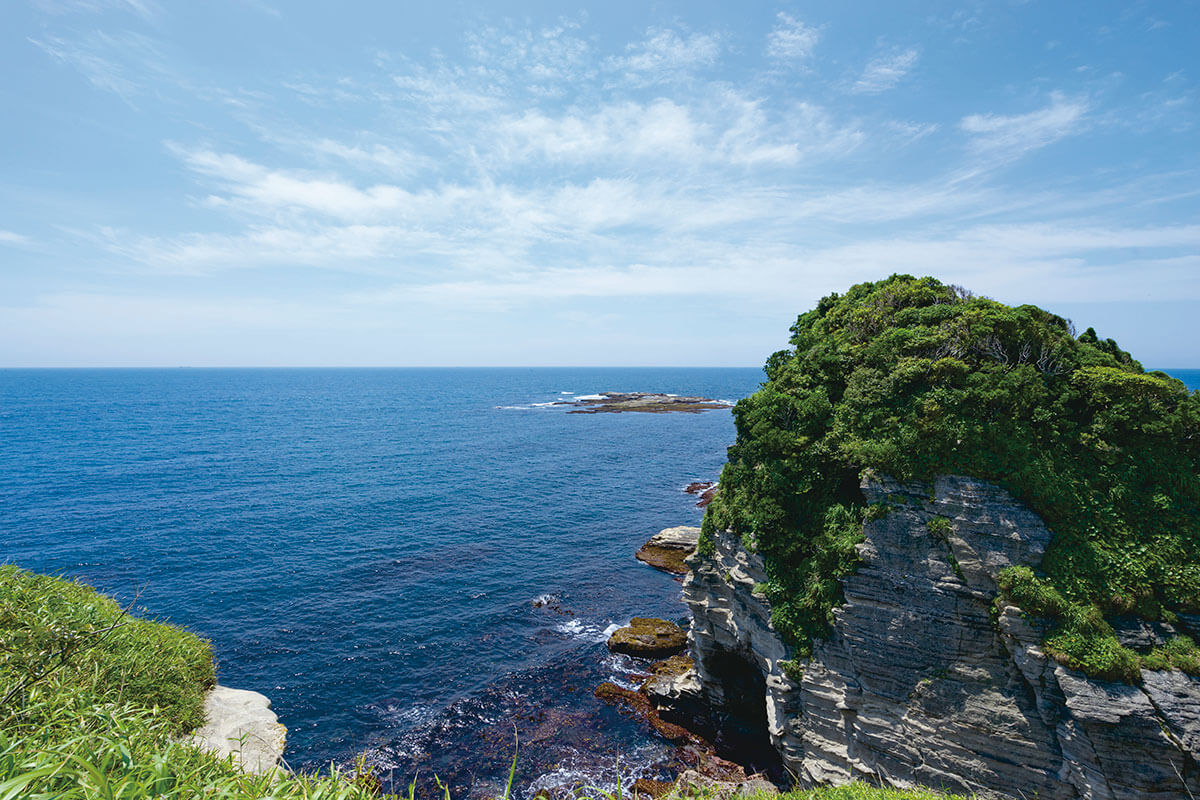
2 366 1197 796
0 367 763 796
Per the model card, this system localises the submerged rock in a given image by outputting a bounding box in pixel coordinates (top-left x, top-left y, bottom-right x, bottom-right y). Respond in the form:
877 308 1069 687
636 526 701 574
190 685 287 775
683 472 1200 799
607 617 688 659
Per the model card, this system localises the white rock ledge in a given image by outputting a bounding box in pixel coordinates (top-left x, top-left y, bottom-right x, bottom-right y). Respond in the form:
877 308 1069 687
190 685 288 775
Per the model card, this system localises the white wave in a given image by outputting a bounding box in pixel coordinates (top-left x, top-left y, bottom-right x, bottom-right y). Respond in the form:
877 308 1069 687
530 402 559 407
496 405 533 410
573 393 605 401
555 618 615 643
559 391 574 395
522 744 665 800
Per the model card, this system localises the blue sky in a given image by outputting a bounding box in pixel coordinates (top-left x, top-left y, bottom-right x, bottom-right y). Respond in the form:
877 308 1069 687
1 1 1197 367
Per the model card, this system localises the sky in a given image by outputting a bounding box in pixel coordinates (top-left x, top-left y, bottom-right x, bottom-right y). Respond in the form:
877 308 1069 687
1 1 1197 367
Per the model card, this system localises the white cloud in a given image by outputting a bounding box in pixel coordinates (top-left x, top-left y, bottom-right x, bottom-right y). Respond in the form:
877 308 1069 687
465 21 592 90
885 120 940 142
28 29 170 106
496 92 861 168
498 100 704 163
20 12 1194 366
605 28 721 86
177 148 421 221
852 48 920 93
766 13 820 60
31 0 157 17
961 93 1088 160
30 34 139 103
0 230 30 245
307 139 431 177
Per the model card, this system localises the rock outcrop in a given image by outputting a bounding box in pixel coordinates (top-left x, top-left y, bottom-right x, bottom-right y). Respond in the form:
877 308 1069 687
637 526 701 574
190 685 287 775
561 392 731 414
607 617 688 659
680 472 1200 799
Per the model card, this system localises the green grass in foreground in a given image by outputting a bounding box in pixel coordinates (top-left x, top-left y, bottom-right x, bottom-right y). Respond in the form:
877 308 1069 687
0 564 379 799
758 788 965 800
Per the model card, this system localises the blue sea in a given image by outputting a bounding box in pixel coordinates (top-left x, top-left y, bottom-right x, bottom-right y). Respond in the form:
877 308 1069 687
0 367 764 796
2 366 1197 796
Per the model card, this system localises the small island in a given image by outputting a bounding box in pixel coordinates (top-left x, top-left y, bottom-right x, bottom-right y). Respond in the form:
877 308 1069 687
561 392 732 414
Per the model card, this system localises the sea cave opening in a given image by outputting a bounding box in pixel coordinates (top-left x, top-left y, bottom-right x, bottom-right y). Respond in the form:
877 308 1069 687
706 647 785 780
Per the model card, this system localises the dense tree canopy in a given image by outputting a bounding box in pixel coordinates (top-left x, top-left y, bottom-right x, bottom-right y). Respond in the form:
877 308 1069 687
702 275 1200 681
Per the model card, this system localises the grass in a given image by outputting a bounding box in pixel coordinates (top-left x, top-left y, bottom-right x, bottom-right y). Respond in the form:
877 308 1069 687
740 787 967 800
0 564 379 799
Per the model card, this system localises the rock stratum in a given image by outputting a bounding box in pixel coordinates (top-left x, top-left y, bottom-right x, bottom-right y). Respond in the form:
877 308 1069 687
637 525 701 574
676 472 1200 799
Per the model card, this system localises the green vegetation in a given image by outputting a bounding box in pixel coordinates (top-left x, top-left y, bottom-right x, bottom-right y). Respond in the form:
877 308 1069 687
0 564 379 799
728 786 968 800
702 275 1200 680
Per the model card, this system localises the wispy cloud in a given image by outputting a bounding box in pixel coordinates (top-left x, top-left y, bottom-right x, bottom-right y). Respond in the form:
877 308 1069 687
13 8 1199 365
766 13 820 61
465 20 593 92
28 29 171 107
31 0 157 18
961 93 1088 161
605 28 721 86
852 48 920 93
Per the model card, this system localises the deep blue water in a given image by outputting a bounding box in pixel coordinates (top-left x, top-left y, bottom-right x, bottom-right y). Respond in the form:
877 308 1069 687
2 366 1196 795
0 367 762 795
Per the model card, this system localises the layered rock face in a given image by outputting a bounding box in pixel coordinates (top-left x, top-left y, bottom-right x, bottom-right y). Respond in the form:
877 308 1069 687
682 472 1200 799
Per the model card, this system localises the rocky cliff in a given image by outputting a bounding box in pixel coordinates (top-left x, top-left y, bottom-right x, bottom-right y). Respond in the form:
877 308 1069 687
680 472 1200 799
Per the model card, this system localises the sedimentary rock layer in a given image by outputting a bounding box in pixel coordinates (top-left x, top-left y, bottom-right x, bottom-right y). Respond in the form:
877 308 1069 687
681 472 1200 799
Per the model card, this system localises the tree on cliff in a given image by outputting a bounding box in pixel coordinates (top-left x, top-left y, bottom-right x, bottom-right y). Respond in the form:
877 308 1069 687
701 274 1200 681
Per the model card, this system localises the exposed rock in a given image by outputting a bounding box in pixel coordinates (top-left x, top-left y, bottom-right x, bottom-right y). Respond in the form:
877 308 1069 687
683 472 1200 799
641 657 710 736
673 769 778 800
636 526 701 574
190 685 287 775
632 778 675 798
608 617 688 659
684 482 719 508
562 392 732 414
1111 616 1178 649
594 682 700 744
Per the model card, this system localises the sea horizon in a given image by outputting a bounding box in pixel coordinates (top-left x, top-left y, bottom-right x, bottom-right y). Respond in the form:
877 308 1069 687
3 364 1197 796
0 366 764 796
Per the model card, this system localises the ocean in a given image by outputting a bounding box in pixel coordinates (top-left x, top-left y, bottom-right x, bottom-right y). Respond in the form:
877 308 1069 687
0 367 762 795
1 366 1197 796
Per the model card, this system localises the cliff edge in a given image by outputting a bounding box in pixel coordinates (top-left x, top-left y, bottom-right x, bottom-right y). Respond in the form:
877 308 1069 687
682 471 1200 799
